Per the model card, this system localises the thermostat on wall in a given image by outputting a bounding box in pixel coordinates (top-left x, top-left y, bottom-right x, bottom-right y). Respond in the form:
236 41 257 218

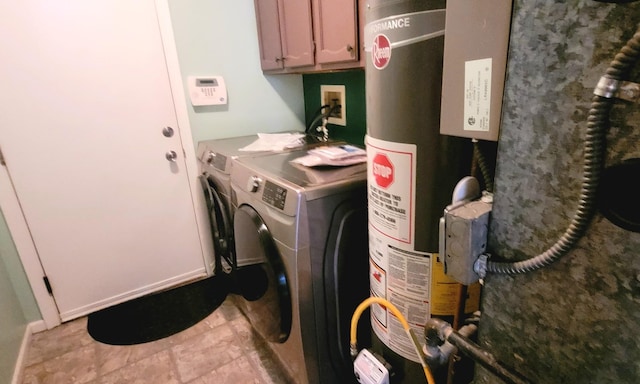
187 76 227 106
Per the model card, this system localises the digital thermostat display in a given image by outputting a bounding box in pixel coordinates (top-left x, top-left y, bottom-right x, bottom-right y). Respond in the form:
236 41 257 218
187 75 227 106
197 78 219 87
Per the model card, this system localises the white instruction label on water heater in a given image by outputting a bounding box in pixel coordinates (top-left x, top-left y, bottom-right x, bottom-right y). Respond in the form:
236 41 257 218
464 58 492 132
368 241 432 363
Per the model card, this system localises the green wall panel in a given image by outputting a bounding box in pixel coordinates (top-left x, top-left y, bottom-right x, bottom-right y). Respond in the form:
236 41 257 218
302 70 366 146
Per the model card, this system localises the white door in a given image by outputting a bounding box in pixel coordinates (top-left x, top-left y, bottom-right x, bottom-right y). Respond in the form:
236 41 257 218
0 0 206 321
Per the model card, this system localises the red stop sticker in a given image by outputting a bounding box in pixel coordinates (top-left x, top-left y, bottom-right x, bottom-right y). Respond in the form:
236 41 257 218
372 153 394 188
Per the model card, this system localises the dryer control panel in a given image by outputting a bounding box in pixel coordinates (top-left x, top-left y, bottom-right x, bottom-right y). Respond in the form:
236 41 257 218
263 180 287 210
231 161 299 217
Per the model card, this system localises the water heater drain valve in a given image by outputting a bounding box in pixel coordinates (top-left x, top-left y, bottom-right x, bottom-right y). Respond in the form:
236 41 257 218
353 349 392 384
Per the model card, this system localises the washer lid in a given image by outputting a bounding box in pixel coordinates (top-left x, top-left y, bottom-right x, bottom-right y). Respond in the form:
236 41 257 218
598 158 640 233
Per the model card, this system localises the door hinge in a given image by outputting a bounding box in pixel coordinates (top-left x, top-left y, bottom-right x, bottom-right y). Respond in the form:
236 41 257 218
43 276 53 295
0 146 5 166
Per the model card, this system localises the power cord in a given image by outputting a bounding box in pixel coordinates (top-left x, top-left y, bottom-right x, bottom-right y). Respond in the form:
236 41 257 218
306 104 330 131
305 103 342 139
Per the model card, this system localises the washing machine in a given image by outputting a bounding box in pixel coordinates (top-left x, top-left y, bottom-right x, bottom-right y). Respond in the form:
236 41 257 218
197 134 279 276
230 149 371 384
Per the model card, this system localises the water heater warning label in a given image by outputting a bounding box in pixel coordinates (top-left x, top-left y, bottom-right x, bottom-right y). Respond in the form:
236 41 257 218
464 58 492 132
366 136 428 363
366 136 416 245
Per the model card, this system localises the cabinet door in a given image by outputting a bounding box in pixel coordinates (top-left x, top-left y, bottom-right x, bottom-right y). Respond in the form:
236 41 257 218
255 0 284 71
278 0 315 68
313 0 358 64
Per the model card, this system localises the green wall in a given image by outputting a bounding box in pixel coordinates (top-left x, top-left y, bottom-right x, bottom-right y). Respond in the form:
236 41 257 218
0 211 39 322
303 70 366 146
168 0 306 147
0 209 35 384
0 254 26 384
169 0 367 149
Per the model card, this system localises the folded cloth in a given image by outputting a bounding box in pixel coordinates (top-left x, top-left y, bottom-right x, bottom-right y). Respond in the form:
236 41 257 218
238 133 305 152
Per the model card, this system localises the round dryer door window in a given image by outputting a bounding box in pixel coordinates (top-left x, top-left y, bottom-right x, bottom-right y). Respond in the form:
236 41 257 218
233 205 292 343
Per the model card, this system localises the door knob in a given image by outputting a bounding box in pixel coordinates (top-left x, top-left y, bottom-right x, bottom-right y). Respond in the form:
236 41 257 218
165 150 177 162
162 126 174 137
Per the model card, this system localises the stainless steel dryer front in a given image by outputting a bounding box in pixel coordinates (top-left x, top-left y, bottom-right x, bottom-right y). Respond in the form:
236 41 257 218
230 149 370 384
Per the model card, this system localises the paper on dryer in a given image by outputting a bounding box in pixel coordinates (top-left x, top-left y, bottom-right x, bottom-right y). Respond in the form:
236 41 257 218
290 160 367 185
238 132 306 152
291 144 367 167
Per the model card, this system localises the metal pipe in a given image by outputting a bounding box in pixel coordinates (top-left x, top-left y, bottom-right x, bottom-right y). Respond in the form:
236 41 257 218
446 331 532 384
424 318 533 384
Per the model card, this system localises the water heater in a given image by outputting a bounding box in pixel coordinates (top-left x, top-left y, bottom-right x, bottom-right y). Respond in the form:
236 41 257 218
364 1 478 382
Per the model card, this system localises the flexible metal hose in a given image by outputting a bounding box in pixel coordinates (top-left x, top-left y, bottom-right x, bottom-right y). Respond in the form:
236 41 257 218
486 26 640 275
350 297 437 384
473 139 495 193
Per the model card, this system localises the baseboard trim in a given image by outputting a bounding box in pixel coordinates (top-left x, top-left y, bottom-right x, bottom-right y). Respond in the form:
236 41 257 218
28 319 47 334
11 320 45 384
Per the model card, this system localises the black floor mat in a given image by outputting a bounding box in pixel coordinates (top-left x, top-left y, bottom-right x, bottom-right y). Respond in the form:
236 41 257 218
87 275 229 345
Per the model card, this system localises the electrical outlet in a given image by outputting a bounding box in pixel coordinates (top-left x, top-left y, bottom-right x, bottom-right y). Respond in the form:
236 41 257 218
320 84 346 126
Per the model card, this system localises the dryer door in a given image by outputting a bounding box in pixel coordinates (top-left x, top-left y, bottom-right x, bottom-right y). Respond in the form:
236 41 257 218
199 175 234 275
233 204 292 343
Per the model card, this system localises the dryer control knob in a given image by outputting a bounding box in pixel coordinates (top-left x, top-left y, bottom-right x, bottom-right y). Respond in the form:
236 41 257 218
247 176 262 193
205 151 215 164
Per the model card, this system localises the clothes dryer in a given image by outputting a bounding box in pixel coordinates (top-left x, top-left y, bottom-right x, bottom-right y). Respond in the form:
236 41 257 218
230 149 370 384
196 134 340 276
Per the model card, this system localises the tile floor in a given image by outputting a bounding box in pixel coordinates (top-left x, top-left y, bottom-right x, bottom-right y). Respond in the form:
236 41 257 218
19 295 295 384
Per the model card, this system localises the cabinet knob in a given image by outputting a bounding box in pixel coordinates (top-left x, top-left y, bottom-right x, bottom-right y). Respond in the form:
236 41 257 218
275 57 285 62
347 45 354 52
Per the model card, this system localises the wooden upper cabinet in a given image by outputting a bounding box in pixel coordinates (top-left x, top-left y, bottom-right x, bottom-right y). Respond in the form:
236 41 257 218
312 0 358 65
253 0 364 73
254 0 284 71
278 0 315 68
254 0 314 71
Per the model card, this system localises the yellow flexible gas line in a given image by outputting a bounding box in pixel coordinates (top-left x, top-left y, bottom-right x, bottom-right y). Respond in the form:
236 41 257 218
350 296 436 384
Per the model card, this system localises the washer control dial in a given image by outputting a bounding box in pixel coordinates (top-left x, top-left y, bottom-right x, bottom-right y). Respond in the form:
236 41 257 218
247 176 262 193
205 151 215 164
